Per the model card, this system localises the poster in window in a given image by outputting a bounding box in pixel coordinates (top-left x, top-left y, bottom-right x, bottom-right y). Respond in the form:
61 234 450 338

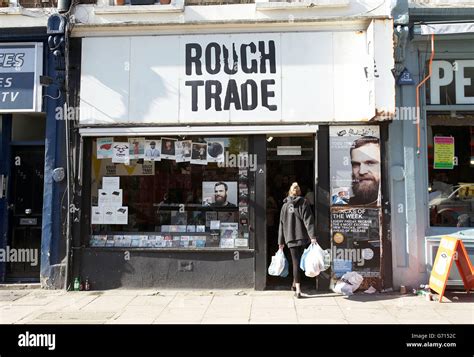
329 126 381 207
207 141 225 163
97 138 114 159
330 207 381 277
144 140 161 161
220 222 239 239
128 137 145 160
175 140 192 163
202 181 238 208
112 142 130 165
191 142 208 165
161 138 177 160
91 207 103 225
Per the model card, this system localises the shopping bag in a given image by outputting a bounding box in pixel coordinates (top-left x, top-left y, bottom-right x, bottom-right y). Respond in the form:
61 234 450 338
280 256 289 278
304 244 326 277
333 272 364 296
299 246 310 271
268 250 287 276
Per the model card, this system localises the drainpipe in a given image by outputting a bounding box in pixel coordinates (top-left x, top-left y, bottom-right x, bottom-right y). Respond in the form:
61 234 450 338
415 33 435 157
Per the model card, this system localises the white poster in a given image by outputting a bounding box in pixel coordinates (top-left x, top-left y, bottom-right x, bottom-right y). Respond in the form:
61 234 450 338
102 206 116 224
91 206 103 224
97 137 114 159
220 222 239 239
102 177 120 190
207 141 225 163
115 207 128 225
128 137 145 159
161 138 177 160
202 181 238 208
144 140 161 161
219 238 235 249
191 142 208 165
175 140 192 163
112 142 130 165
98 189 122 207
329 126 381 206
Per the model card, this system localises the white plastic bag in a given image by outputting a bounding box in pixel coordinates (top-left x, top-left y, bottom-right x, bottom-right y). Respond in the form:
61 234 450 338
333 272 364 296
268 250 287 276
304 244 326 277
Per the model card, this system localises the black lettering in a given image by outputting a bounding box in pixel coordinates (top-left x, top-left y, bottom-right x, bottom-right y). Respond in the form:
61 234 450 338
205 80 223 111
241 80 257 110
185 43 202 75
224 79 242 111
261 79 277 111
241 43 258 74
259 40 276 74
205 43 221 75
185 80 204 111
223 44 238 75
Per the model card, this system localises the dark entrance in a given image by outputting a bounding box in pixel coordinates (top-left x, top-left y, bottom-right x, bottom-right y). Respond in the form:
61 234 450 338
266 135 315 289
6 146 44 282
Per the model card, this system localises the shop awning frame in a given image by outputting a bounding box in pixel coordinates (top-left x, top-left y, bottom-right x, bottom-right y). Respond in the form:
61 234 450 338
78 125 319 137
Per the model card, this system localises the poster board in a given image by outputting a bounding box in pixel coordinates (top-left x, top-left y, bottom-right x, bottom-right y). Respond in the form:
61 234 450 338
429 236 474 302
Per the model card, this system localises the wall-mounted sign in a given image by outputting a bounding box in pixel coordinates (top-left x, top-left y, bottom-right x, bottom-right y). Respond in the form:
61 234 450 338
433 136 455 169
277 146 301 156
429 60 474 105
0 43 43 112
79 24 395 125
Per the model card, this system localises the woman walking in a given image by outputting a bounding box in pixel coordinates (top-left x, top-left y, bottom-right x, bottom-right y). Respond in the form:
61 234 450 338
278 182 318 298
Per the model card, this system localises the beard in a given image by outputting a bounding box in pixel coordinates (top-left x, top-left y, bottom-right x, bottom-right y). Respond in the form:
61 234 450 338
215 195 227 205
352 176 379 204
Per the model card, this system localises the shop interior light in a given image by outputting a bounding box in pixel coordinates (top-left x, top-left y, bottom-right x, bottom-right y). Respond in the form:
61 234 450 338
267 136 273 142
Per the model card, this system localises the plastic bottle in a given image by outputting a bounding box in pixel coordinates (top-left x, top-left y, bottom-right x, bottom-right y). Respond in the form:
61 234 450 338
73 277 80 291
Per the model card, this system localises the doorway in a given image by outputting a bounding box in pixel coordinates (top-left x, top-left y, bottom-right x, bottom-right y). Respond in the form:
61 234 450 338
266 135 315 289
6 146 44 282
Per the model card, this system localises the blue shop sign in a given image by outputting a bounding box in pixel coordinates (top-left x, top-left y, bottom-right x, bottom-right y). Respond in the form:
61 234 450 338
0 43 43 112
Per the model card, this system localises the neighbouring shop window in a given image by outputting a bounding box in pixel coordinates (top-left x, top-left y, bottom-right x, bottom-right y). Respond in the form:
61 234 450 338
427 112 474 227
88 136 253 249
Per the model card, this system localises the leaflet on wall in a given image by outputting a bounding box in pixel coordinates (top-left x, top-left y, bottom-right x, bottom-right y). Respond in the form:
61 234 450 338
161 138 177 160
102 177 120 190
144 140 161 161
97 138 114 159
191 142 208 165
112 142 130 165
207 141 225 163
202 181 238 207
220 222 239 239
175 140 192 162
329 126 381 207
128 137 145 160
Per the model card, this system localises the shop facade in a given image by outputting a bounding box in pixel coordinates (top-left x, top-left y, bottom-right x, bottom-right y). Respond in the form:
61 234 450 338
390 3 474 289
0 26 67 287
71 6 395 289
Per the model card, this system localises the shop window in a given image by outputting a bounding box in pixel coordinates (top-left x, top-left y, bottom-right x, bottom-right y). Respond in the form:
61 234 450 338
427 112 474 227
11 114 45 142
89 136 253 249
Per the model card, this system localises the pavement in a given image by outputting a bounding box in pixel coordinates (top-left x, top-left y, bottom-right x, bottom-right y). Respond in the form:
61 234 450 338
0 288 472 324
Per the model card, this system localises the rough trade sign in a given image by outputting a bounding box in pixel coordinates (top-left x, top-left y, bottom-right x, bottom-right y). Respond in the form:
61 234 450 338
184 39 278 113
0 43 43 112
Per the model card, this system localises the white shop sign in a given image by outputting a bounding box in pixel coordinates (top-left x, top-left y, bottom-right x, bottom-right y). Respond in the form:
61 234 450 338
429 60 474 105
80 28 393 125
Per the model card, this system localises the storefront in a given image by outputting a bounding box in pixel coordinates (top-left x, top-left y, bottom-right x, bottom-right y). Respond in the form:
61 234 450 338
73 22 395 289
0 30 66 286
390 6 474 288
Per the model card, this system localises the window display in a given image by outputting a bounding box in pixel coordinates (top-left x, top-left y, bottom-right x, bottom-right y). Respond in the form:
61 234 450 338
427 114 474 227
89 136 252 249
